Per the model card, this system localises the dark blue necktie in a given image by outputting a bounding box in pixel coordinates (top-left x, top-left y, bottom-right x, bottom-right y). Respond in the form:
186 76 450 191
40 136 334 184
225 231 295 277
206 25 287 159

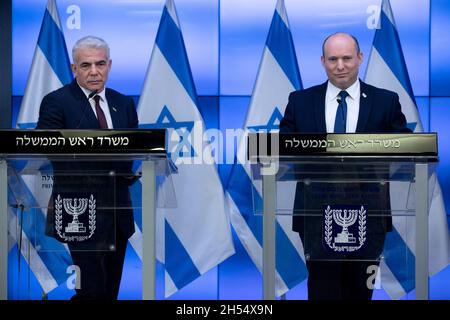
334 90 349 133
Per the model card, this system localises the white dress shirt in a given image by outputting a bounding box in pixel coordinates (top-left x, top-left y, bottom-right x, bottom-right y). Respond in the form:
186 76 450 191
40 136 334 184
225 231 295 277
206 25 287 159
78 83 114 129
325 80 360 133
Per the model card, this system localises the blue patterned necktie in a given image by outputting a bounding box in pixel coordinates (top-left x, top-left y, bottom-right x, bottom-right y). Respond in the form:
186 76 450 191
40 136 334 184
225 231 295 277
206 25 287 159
334 90 349 133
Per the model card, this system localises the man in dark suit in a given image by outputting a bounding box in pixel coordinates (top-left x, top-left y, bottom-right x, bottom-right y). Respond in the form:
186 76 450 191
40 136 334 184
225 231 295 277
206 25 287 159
36 36 138 300
280 32 411 300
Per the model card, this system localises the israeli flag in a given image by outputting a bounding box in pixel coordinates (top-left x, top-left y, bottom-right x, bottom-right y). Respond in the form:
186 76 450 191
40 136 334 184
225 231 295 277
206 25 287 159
17 0 72 129
137 0 234 297
11 0 73 295
364 0 450 299
225 0 307 297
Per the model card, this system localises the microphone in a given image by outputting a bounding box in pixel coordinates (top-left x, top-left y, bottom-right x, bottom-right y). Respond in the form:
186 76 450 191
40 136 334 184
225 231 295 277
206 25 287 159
336 96 342 104
88 90 98 100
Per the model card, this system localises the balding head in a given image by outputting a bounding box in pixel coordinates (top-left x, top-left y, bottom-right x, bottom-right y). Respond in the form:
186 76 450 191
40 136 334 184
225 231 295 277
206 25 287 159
322 32 360 57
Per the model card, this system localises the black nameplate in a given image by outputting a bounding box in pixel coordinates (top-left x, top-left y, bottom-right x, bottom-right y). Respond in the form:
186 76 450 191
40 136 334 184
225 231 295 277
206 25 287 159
0 129 166 154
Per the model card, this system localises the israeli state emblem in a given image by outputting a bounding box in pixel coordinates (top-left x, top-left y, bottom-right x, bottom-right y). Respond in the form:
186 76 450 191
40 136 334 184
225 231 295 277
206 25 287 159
323 205 367 253
54 193 96 242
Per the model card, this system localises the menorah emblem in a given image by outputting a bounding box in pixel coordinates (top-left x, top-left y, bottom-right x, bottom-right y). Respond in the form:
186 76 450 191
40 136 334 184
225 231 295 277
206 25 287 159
63 197 88 233
333 209 357 244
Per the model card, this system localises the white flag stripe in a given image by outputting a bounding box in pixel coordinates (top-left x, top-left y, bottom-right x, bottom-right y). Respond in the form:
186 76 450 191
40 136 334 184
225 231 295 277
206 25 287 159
227 194 290 293
46 0 63 29
12 0 74 295
226 0 307 297
277 211 305 258
139 49 231 271
165 167 234 273
235 49 294 183
139 47 198 124
137 0 234 296
427 182 450 274
276 0 289 27
365 0 450 299
245 49 294 129
165 270 177 296
389 182 416 251
17 47 63 127
380 260 406 299
8 210 16 253
365 49 422 131
8 210 58 293
128 223 143 260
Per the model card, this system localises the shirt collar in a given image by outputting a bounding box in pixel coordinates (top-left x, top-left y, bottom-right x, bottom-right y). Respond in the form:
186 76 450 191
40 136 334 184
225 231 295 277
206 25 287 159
77 81 107 102
326 79 360 102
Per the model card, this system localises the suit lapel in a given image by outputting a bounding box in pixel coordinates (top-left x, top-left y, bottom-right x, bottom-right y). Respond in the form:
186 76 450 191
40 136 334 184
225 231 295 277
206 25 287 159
70 80 100 128
105 89 121 128
356 81 373 132
314 82 327 132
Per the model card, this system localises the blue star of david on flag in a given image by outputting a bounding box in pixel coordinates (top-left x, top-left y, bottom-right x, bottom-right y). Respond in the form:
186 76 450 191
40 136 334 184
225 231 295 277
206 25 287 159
140 106 196 159
247 107 284 132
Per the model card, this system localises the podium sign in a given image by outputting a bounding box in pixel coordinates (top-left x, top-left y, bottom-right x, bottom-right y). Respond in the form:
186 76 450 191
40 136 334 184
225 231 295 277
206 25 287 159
248 133 438 300
0 129 171 300
1 129 165 154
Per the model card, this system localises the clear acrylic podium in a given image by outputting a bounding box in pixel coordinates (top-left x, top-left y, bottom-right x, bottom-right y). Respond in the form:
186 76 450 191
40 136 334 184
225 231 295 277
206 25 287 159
0 129 173 300
248 133 438 300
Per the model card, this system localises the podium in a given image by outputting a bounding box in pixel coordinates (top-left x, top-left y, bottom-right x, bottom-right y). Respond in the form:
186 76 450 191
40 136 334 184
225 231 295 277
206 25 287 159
0 129 173 300
248 133 438 300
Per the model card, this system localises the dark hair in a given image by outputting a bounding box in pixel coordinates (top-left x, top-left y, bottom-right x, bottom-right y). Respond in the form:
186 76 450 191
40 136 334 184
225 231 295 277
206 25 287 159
322 32 360 56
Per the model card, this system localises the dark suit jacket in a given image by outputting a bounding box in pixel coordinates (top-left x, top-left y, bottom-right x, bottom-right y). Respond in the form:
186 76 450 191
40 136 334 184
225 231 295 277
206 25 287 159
280 80 411 249
36 80 139 242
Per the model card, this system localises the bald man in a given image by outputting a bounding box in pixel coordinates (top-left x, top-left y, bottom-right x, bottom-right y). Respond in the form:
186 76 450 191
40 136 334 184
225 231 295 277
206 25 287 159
280 32 411 300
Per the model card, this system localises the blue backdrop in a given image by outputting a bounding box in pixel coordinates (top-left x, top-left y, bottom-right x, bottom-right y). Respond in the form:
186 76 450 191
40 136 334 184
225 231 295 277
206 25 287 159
10 0 450 299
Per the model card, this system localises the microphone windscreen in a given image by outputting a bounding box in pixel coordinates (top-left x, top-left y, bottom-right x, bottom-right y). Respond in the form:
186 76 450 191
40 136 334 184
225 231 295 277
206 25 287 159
88 90 98 99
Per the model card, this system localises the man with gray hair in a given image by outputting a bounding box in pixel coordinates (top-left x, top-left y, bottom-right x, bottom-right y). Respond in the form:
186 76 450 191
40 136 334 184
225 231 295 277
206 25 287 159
71 36 111 93
37 36 138 300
